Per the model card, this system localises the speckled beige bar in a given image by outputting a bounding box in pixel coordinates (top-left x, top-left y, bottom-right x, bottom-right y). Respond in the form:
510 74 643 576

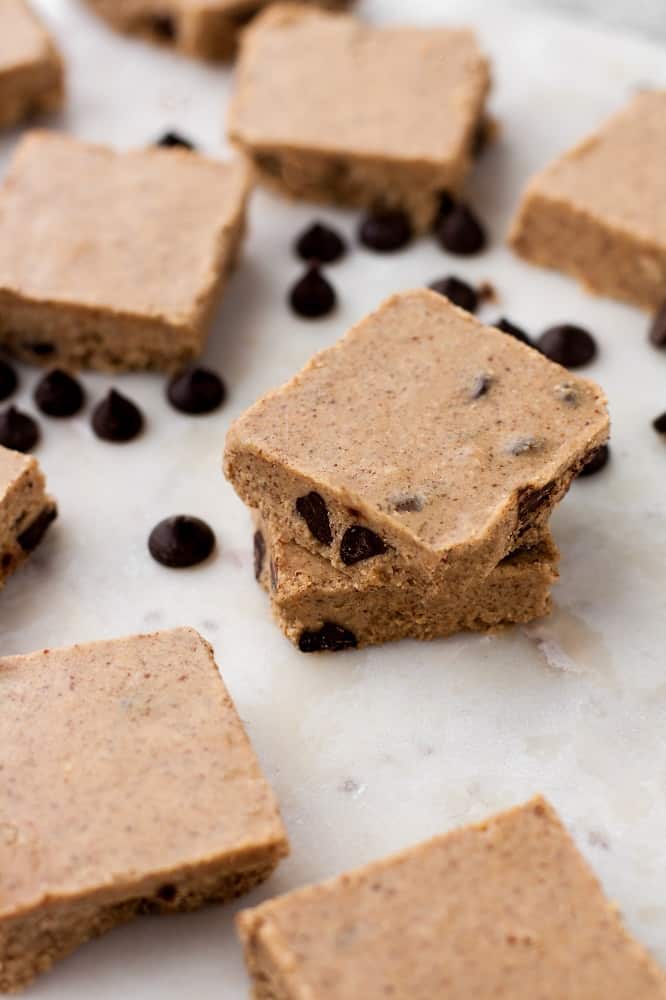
510 91 666 310
228 5 490 231
0 444 56 590
0 628 289 991
254 514 558 651
238 797 666 1000
0 1 64 128
225 290 609 591
84 0 350 61
0 132 251 371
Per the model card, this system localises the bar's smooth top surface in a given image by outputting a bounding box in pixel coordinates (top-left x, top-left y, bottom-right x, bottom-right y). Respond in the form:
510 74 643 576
229 5 489 162
238 798 666 1000
524 90 666 245
0 627 287 918
0 0 53 71
0 131 249 323
227 289 608 554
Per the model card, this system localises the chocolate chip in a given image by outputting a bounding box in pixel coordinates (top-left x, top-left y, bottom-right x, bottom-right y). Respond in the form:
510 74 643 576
554 382 579 406
359 210 412 252
495 317 532 346
253 530 266 580
295 222 347 264
23 341 54 357
429 276 479 314
653 412 666 434
167 366 226 415
391 494 423 513
648 302 666 348
156 131 195 151
152 14 175 39
340 526 387 565
34 369 85 418
0 406 39 453
148 515 215 568
436 204 487 256
17 506 57 552
289 266 336 319
0 360 17 402
295 492 332 545
434 191 456 228
537 324 597 368
92 390 144 443
156 884 177 902
299 622 358 654
471 373 493 399
577 444 610 477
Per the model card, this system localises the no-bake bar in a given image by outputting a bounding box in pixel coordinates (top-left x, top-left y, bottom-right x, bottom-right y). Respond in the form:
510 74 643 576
238 797 666 1000
0 0 64 129
84 0 350 61
228 5 490 231
255 515 559 650
225 290 609 591
0 444 56 590
0 627 288 991
0 131 251 371
510 90 666 310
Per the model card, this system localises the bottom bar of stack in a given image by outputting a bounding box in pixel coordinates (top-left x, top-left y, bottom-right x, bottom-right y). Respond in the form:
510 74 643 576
253 515 559 652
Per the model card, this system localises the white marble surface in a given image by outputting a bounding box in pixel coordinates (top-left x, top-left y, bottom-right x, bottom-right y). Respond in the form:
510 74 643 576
1 1 666 996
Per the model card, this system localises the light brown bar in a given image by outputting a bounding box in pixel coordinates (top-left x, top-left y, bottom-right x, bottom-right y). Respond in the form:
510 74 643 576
0 627 289 991
0 444 56 590
0 0 64 128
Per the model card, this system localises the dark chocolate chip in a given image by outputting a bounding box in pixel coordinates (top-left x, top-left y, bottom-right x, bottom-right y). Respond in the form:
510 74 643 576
167 366 226 415
436 204 487 256
495 317 532 346
653 412 666 434
434 191 456 228
92 389 144 443
471 373 493 399
253 530 266 581
295 492 332 546
429 276 479 314
156 884 177 902
295 222 347 264
517 482 555 524
0 360 17 402
23 341 54 357
289 266 336 319
17 506 57 552
299 621 358 654
577 444 610 478
156 131 195 151
648 302 666 348
152 14 175 39
148 515 215 568
34 369 85 418
391 494 423 513
359 210 412 252
340 525 387 565
0 406 40 453
554 382 579 406
537 324 597 368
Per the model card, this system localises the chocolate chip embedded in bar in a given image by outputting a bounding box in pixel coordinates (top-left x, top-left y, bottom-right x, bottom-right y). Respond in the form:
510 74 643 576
0 444 56 589
0 131 251 372
255 514 558 651
228 6 491 232
0 628 289 991
83 0 351 61
237 797 666 999
225 289 609 591
0 0 64 129
510 90 666 311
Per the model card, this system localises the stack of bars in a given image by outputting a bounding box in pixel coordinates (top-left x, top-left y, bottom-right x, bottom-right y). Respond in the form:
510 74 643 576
225 290 610 652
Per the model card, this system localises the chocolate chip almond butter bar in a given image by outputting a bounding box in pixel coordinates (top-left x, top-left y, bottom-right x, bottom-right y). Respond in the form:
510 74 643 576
84 0 350 61
0 628 288 991
0 444 56 589
510 91 666 310
225 290 609 591
238 797 666 999
254 514 558 651
0 132 251 371
228 5 491 232
0 0 64 129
